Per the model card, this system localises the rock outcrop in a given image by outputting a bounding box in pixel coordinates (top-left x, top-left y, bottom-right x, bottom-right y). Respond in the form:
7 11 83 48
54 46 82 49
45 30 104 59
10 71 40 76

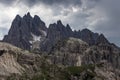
39 20 74 52
0 39 120 80
0 42 41 79
1 12 120 80
3 13 110 52
3 12 47 50
49 37 89 66
48 37 120 80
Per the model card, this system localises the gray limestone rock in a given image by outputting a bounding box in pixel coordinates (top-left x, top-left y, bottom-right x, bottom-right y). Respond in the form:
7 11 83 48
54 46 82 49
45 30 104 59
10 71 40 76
3 12 47 50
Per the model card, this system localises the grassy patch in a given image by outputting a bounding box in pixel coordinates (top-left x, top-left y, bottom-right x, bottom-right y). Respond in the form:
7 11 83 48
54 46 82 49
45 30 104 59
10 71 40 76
66 64 95 76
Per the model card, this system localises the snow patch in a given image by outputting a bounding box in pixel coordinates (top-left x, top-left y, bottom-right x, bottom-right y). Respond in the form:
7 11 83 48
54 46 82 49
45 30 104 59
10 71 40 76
30 45 32 48
32 33 41 42
29 41 33 44
29 33 41 44
41 30 47 36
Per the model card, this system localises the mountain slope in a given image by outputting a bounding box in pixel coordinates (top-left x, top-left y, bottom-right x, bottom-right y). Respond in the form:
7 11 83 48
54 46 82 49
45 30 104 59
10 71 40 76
39 20 74 52
0 12 120 80
0 42 40 79
0 38 120 80
3 12 47 50
3 13 111 52
48 37 120 80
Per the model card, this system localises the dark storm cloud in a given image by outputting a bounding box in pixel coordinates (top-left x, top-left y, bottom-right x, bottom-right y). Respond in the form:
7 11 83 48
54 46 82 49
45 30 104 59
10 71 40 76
0 0 82 7
0 0 120 46
0 0 15 5
91 0 120 46
21 0 82 7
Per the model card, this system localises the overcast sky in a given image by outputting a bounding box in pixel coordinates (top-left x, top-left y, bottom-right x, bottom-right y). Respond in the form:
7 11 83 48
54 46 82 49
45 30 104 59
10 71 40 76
0 0 120 46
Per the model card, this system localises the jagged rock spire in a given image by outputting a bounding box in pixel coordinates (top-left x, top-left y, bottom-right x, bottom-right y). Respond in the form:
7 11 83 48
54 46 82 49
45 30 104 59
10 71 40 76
96 34 109 44
3 12 47 50
57 20 62 25
3 13 111 52
27 12 30 16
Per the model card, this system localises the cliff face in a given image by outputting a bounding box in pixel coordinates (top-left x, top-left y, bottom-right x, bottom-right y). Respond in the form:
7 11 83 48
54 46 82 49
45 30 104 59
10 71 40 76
0 42 42 79
0 39 120 80
39 20 74 52
82 43 120 69
49 37 89 66
48 37 120 80
3 13 47 50
49 37 120 68
3 13 110 52
1 13 120 80
74 29 100 45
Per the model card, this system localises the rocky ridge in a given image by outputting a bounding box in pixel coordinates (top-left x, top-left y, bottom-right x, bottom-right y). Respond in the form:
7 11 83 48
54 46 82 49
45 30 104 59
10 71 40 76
3 13 110 52
0 38 120 80
49 37 120 80
1 13 120 80
3 12 47 51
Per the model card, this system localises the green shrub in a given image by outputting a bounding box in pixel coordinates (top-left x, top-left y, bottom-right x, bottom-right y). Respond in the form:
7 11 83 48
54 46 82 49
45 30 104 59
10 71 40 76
66 64 95 76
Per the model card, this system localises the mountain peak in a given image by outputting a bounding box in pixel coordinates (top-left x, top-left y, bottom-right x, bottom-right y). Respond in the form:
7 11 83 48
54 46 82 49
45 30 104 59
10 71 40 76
66 24 72 31
23 12 32 19
3 13 47 50
66 24 70 28
81 28 91 33
27 12 31 16
34 15 41 20
96 34 109 44
14 15 21 20
57 20 62 25
33 15 41 23
99 34 105 38
16 14 21 18
3 13 113 52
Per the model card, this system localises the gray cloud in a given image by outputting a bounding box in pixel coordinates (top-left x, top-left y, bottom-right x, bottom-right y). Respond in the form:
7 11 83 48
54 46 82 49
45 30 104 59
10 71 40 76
21 0 82 7
91 0 120 46
0 0 120 46
0 27 8 39
0 0 15 5
0 0 82 7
